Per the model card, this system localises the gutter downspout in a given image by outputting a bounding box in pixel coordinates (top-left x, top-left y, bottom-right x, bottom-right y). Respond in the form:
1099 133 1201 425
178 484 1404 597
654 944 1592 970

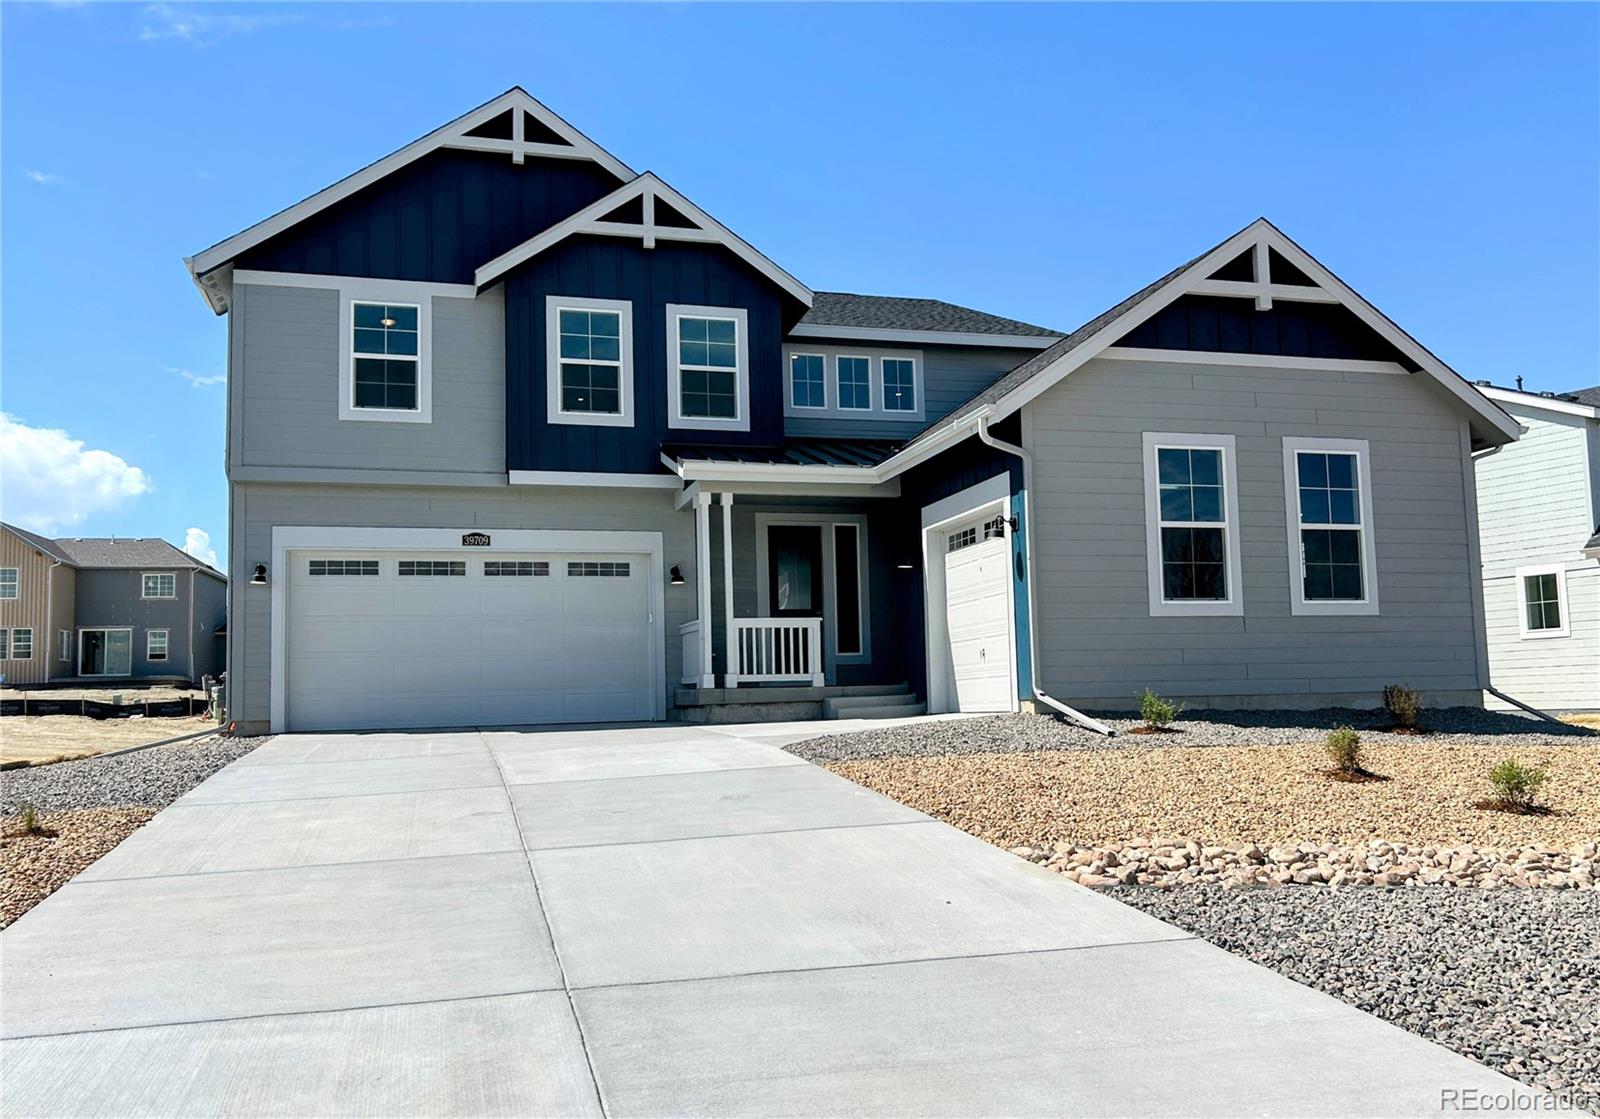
976 416 1115 737
43 560 61 684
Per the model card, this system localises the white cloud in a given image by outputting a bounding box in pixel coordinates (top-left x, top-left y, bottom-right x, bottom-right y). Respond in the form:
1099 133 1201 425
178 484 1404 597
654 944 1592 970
26 170 66 185
171 366 226 388
183 527 219 568
0 413 152 535
138 3 301 45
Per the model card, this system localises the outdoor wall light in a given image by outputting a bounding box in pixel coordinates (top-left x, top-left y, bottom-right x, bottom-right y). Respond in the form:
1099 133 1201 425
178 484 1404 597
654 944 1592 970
250 563 268 586
669 565 684 586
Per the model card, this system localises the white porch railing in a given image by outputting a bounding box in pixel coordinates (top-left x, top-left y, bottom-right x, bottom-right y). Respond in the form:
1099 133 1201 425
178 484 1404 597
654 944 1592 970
679 620 702 685
729 618 825 686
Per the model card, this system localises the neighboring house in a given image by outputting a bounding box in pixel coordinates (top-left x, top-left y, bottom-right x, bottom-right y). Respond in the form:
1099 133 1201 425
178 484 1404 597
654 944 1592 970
1473 384 1600 711
0 524 227 686
184 88 1521 734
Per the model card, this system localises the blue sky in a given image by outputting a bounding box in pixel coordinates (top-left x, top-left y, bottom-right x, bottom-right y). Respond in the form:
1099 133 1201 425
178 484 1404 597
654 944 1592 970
3 2 1596 565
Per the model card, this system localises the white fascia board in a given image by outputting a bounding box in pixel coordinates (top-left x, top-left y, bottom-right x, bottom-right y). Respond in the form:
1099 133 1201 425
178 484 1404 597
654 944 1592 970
1479 386 1600 421
786 324 1060 349
187 88 634 288
1098 347 1409 376
674 460 882 485
234 270 479 298
873 407 994 481
507 470 680 489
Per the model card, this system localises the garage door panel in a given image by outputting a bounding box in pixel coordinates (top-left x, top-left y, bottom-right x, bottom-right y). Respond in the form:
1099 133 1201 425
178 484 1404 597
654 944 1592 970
943 532 1015 714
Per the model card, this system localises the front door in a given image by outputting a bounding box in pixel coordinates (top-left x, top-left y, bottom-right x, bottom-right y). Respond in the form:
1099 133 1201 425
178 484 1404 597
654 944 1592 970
768 526 824 619
80 629 133 677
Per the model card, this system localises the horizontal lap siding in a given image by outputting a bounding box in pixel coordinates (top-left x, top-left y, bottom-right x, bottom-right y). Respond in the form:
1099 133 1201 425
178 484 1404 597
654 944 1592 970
73 570 197 680
1025 356 1484 707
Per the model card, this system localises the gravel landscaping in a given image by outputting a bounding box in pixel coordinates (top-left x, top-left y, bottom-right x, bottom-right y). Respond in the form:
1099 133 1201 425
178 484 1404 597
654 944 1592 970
2 807 156 928
0 734 266 815
1112 885 1600 1101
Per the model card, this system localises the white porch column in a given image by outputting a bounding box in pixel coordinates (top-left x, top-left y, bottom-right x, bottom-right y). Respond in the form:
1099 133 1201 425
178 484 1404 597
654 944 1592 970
693 492 715 689
720 493 735 687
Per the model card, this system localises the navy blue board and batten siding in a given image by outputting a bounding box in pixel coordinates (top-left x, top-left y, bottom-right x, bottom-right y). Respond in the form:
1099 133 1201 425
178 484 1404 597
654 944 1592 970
504 235 799 475
1119 294 1415 366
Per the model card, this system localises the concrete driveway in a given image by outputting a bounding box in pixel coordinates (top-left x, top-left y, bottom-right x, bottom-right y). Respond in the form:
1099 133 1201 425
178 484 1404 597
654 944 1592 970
1 720 1531 1117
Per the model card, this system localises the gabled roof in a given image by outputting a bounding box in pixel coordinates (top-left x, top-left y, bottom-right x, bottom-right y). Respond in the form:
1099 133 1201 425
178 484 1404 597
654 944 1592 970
1 522 75 565
185 88 634 309
892 218 1522 462
1564 386 1600 407
473 173 812 305
792 293 1061 346
52 536 223 575
1479 384 1600 421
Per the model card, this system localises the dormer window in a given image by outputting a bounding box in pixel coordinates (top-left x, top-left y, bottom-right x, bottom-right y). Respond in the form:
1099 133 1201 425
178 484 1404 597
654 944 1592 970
667 304 749 432
883 357 917 412
837 356 871 410
546 297 634 427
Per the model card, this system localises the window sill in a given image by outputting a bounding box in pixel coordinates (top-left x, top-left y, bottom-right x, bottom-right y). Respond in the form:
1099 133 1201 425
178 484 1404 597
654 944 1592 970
1148 599 1244 618
339 406 432 425
551 410 634 429
1289 600 1381 617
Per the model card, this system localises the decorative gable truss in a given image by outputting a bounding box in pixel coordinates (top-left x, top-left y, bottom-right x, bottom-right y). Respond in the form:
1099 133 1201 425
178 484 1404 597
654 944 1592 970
474 173 813 306
1189 238 1342 311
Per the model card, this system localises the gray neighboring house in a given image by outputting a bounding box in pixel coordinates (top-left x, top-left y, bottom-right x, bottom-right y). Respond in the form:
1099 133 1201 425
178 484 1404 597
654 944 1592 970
184 88 1523 734
0 523 227 687
1474 384 1600 711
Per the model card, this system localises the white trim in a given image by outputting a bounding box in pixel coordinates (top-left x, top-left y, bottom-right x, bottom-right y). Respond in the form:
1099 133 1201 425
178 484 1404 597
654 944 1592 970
508 470 680 489
1099 347 1409 376
58 629 71 662
781 346 925 422
233 270 478 299
1515 563 1571 640
141 572 178 600
146 628 170 662
753 513 872 668
268 526 666 734
1282 436 1381 616
474 173 812 306
666 458 883 485
545 296 635 428
76 626 134 677
787 323 1059 349
1141 433 1245 617
666 303 750 433
187 88 634 300
1190 279 1342 305
919 477 1019 715
6 627 33 661
0 567 16 600
786 351 830 412
311 278 438 425
1480 385 1600 421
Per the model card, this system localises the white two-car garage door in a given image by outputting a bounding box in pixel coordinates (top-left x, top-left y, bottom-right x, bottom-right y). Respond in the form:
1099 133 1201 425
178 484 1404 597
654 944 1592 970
285 550 654 731
942 520 1016 713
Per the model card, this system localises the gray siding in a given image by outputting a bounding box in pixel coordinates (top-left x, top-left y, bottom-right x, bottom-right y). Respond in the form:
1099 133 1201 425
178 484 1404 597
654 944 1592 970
192 572 228 681
227 481 697 731
232 282 506 479
1024 356 1487 709
1475 403 1599 710
73 569 198 680
782 343 1027 440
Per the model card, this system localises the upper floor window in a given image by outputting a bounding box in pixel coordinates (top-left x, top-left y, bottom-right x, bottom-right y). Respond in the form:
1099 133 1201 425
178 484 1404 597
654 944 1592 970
883 358 917 412
1142 432 1243 617
789 353 826 410
337 284 432 425
0 568 16 600
1517 565 1569 639
1282 436 1379 616
667 304 749 432
837 356 871 410
546 297 634 428
142 572 177 599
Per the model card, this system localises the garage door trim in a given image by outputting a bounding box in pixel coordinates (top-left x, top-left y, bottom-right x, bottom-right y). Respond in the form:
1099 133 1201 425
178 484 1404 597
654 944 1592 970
268 526 665 733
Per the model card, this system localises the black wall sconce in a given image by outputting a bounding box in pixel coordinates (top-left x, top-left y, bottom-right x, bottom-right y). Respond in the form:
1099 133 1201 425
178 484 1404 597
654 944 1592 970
987 513 1019 538
249 563 268 586
669 565 685 586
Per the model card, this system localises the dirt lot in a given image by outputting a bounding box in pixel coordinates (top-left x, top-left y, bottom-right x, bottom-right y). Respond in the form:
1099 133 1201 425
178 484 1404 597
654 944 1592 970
1 685 203 703
0 714 214 766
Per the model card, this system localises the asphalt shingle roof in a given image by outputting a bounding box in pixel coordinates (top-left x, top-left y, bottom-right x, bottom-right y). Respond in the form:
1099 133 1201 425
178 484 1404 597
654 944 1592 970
799 293 1061 339
1 522 76 565
1562 386 1600 407
47 535 221 575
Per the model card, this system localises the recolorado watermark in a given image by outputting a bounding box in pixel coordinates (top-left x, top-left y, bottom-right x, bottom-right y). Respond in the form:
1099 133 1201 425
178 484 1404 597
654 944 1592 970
1440 1086 1587 1112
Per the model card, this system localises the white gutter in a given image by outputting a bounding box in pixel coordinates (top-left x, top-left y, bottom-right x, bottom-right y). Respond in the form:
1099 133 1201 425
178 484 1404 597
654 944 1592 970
975 416 1115 737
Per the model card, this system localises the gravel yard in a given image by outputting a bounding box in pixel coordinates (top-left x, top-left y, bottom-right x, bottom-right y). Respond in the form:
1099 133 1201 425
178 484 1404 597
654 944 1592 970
1113 885 1600 1101
2 808 156 927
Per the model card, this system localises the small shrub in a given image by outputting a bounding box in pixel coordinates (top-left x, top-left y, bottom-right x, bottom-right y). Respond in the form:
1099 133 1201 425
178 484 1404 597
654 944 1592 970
1138 688 1181 730
1487 757 1549 812
18 803 42 835
1383 684 1422 729
1325 726 1363 773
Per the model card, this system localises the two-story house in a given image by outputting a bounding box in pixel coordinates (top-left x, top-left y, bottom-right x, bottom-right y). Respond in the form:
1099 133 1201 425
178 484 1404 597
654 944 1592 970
1473 383 1599 711
0 523 227 686
186 88 1522 734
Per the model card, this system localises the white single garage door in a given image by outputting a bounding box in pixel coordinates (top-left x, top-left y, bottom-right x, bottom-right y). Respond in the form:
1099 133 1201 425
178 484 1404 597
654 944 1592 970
285 550 654 731
943 521 1015 713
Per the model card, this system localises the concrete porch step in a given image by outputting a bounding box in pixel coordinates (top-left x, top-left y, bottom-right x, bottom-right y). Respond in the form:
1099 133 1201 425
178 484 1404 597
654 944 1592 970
829 702 930 721
823 692 925 719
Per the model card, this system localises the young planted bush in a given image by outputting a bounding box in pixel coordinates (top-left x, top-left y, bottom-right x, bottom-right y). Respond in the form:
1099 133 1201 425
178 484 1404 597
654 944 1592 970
1383 684 1422 730
18 803 43 835
1487 757 1549 813
1137 688 1181 731
1325 726 1363 774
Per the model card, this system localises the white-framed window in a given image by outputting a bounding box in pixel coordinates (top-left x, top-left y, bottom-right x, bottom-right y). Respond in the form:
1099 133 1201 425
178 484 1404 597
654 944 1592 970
1516 564 1570 639
1141 432 1244 617
667 304 749 432
789 353 827 410
882 357 917 412
837 355 872 410
0 629 8 659
142 572 177 599
147 629 169 662
0 568 17 600
546 296 634 427
1282 436 1380 616
59 629 71 661
337 284 432 424
10 628 32 660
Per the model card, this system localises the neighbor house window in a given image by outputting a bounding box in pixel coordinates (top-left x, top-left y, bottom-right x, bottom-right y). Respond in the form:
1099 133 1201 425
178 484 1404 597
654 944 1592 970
147 629 169 662
0 630 8 659
546 297 633 427
59 630 70 661
142 573 177 599
667 305 748 430
837 356 871 410
1142 433 1243 617
351 302 421 412
10 628 31 660
790 353 826 409
1517 565 1569 639
882 358 917 413
0 568 16 599
1282 437 1379 616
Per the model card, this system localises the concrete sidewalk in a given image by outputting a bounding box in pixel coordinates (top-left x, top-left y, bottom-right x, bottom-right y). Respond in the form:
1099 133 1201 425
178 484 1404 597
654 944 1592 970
1 720 1535 1117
